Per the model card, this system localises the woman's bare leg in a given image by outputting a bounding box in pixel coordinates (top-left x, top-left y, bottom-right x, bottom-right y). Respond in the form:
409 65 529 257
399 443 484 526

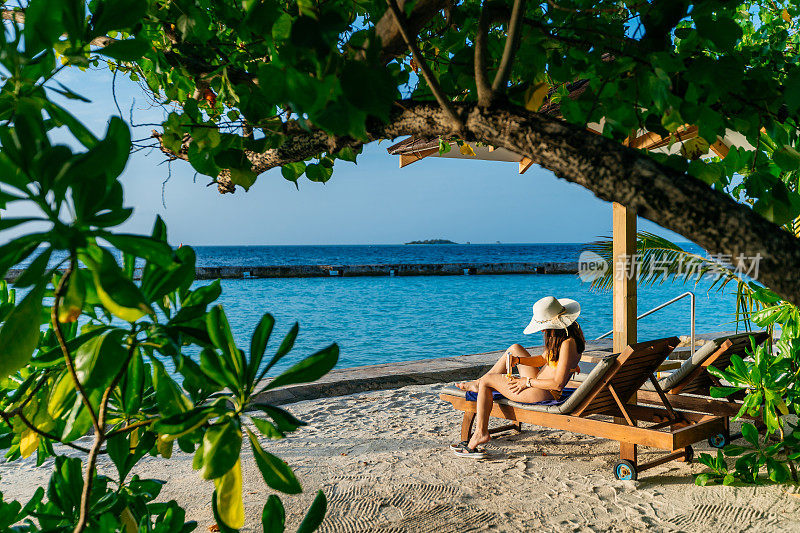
457 344 535 392
466 374 551 450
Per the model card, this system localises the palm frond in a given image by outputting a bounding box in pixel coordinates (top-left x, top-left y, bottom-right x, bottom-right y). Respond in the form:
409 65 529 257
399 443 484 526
582 231 765 330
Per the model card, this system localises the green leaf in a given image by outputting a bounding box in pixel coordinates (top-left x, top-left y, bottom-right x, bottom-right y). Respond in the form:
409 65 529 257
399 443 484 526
229 166 258 191
23 0 65 54
97 38 151 61
199 419 242 480
0 282 45 379
153 407 216 441
89 116 132 183
83 246 152 322
207 305 245 384
246 428 301 493
214 460 245 529
211 489 240 533
47 371 76 420
766 457 790 482
32 325 112 368
263 322 299 374
263 343 338 391
249 313 275 384
141 245 196 302
46 102 99 149
281 162 306 183
100 233 174 267
773 146 800 172
200 347 239 391
74 329 128 389
57 268 85 323
119 348 144 414
262 495 285 533
710 386 741 398
152 359 193 416
304 163 332 183
252 417 284 440
694 473 714 486
740 423 759 446
297 490 327 533
335 146 359 163
694 15 743 51
251 403 306 433
106 432 132 481
661 108 684 132
340 62 395 121
90 0 148 36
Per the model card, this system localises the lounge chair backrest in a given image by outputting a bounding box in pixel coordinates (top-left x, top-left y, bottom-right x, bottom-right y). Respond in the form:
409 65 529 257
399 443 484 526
553 352 619 414
667 331 768 395
574 337 679 416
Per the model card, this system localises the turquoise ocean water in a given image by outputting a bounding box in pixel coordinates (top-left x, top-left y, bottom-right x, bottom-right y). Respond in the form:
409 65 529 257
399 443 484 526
22 244 743 376
180 244 742 377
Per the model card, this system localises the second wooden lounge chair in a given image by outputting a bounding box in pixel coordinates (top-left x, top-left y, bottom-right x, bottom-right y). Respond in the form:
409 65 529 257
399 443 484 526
440 337 728 481
635 331 769 446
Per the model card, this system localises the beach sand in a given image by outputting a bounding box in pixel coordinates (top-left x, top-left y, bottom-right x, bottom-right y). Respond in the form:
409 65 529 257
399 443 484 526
2 383 799 532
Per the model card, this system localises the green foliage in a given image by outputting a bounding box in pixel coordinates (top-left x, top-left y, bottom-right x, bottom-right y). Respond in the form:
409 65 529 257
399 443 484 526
694 294 800 486
69 0 800 229
0 3 338 531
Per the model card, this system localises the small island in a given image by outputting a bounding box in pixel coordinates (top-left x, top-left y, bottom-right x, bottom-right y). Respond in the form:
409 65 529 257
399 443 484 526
404 239 458 245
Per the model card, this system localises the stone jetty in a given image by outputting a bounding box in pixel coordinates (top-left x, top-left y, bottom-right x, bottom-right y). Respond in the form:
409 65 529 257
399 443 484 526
4 261 578 281
191 261 578 279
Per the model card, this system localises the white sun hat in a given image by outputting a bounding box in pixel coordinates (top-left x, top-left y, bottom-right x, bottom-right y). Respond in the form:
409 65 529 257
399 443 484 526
523 296 581 334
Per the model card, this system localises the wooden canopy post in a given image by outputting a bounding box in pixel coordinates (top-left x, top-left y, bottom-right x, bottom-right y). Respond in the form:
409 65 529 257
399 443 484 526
612 201 638 464
612 202 637 353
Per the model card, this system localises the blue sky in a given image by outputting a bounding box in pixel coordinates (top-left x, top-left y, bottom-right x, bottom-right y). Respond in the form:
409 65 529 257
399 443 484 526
10 66 686 246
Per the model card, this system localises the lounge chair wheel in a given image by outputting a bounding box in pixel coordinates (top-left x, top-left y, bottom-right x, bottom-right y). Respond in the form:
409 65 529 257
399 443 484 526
708 433 728 449
613 460 638 481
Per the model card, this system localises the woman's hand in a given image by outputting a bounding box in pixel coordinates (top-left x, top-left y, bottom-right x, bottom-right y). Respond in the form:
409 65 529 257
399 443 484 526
507 377 528 393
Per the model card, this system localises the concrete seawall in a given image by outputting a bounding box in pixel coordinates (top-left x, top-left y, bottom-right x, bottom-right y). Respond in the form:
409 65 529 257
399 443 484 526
5 262 578 281
189 261 578 279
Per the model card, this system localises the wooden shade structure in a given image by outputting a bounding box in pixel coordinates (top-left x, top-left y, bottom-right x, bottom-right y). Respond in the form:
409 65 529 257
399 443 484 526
387 106 754 465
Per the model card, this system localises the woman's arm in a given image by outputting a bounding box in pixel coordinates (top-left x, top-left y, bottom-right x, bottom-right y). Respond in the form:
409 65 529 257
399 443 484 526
525 339 579 390
514 355 546 367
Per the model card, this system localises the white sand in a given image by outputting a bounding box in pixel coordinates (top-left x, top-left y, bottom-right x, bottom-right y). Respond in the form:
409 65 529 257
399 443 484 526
2 383 800 532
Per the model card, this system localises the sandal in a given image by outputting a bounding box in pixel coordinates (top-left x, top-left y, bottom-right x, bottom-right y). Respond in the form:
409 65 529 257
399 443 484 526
451 443 487 459
449 440 468 451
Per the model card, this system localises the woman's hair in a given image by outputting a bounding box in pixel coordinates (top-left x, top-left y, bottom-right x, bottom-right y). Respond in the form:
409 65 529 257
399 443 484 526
543 321 585 362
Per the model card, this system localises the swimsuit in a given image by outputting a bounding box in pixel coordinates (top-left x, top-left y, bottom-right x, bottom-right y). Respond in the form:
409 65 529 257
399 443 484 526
546 358 581 400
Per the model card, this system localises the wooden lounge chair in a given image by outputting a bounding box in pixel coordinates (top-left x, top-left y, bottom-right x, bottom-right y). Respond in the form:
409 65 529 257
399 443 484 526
440 337 728 481
634 331 769 446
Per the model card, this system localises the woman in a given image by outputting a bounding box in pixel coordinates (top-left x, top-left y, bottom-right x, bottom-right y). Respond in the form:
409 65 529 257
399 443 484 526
453 296 585 458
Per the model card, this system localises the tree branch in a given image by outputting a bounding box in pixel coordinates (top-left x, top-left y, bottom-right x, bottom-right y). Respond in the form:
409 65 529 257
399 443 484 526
0 411 92 454
385 0 463 131
105 418 155 439
375 0 450 62
75 327 137 533
52 268 100 433
491 0 527 94
157 100 800 306
474 2 493 107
